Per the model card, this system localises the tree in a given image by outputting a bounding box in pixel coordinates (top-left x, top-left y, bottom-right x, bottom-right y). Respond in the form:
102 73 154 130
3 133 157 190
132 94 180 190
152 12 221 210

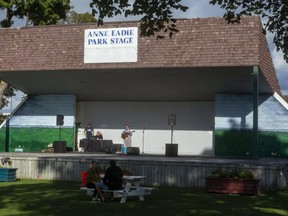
0 81 8 109
89 0 188 38
0 81 16 109
0 0 71 27
209 0 288 63
0 0 71 109
58 11 97 24
89 0 288 63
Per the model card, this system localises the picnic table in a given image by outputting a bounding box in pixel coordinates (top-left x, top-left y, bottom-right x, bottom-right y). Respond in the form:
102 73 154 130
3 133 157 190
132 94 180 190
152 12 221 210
81 175 155 203
115 175 154 203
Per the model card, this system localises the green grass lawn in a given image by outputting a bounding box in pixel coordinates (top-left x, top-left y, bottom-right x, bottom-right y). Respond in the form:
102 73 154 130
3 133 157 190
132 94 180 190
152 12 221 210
0 179 288 216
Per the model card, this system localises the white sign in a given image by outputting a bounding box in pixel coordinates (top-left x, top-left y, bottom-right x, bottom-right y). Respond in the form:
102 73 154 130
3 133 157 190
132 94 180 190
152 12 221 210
84 27 138 63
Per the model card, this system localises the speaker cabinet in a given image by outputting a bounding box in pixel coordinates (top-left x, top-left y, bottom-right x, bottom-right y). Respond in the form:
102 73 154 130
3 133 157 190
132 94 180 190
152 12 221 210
165 143 178 157
113 144 122 153
127 147 140 155
102 140 114 154
56 115 64 126
53 141 66 153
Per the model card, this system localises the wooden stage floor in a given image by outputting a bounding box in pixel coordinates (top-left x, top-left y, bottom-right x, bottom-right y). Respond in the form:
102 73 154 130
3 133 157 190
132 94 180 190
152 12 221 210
1 151 288 167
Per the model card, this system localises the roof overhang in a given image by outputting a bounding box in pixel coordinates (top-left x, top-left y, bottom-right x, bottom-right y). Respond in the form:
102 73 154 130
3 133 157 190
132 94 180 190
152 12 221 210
0 66 273 101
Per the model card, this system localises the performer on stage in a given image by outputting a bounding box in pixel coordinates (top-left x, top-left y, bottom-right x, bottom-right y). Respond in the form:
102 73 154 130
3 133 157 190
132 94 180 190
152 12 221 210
84 123 94 152
121 125 133 148
94 131 104 151
84 123 94 139
95 131 103 140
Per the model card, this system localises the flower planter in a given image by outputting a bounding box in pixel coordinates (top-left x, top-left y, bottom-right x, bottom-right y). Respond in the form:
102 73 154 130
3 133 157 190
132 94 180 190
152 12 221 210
0 168 18 182
206 177 260 196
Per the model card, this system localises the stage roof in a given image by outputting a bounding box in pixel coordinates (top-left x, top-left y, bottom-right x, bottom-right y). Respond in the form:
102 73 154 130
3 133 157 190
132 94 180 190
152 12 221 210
0 16 280 101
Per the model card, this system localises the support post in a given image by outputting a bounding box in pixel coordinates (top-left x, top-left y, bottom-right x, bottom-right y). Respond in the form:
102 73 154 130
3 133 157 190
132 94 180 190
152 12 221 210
253 66 259 158
5 120 9 152
59 125 62 141
170 125 174 144
142 127 145 153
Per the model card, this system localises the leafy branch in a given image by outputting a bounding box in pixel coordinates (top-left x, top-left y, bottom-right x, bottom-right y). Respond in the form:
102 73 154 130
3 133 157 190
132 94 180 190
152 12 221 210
209 0 288 63
90 0 188 39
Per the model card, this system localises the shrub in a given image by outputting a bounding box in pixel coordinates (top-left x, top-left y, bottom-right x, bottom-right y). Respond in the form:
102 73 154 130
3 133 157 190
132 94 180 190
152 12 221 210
208 167 255 180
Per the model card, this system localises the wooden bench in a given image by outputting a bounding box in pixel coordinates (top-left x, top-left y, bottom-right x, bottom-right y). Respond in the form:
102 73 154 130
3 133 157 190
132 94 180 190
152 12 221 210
80 186 125 197
80 186 95 195
80 186 155 203
130 186 155 191
103 189 125 199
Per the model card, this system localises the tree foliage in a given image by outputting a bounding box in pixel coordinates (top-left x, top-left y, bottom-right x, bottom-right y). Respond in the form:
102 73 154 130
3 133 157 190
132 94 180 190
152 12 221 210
58 11 97 24
209 0 288 63
0 0 70 109
2 86 17 109
89 0 188 39
89 0 288 62
0 0 71 27
0 81 16 109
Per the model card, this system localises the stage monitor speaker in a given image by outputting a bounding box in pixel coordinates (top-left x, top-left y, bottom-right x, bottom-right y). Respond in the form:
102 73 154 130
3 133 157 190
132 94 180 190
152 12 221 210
127 147 140 155
113 144 122 153
56 115 64 126
168 114 176 126
102 140 114 154
53 141 66 153
165 143 178 157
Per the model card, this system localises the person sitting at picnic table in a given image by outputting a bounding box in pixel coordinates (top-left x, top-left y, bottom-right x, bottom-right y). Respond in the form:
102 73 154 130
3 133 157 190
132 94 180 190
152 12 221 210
102 160 124 190
95 160 124 201
86 161 106 203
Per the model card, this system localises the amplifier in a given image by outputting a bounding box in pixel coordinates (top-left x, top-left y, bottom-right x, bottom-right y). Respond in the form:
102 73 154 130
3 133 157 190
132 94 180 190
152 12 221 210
126 147 140 155
53 141 66 153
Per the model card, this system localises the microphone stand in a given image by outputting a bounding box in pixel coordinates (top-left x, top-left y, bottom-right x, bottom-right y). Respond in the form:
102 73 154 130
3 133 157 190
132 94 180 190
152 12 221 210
170 123 174 144
142 127 145 153
59 125 62 141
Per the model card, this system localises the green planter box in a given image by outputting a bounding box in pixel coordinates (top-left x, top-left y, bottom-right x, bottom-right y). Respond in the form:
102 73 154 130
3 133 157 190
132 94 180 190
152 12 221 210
0 168 18 182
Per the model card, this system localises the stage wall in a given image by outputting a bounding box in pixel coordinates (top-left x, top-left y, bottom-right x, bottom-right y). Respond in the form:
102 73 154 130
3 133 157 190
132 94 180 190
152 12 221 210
0 95 76 152
76 101 214 155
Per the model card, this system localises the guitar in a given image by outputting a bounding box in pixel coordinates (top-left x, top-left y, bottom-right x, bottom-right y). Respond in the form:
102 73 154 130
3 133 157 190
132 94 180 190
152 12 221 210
121 130 135 139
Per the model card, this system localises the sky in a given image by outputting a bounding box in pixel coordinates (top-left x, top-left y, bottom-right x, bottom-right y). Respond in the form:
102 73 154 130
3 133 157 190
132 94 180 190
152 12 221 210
1 0 287 112
71 0 287 94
